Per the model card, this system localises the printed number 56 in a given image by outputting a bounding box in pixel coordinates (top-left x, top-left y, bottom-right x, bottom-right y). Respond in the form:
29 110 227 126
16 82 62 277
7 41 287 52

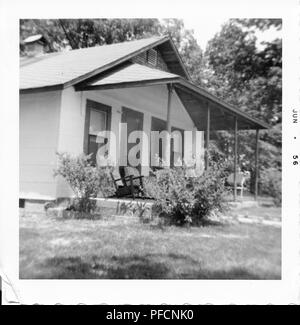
293 155 299 165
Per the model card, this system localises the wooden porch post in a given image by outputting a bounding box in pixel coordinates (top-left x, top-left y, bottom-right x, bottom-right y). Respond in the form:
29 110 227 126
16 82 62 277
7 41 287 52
166 84 173 133
164 84 173 166
254 129 260 200
233 117 238 201
205 103 210 170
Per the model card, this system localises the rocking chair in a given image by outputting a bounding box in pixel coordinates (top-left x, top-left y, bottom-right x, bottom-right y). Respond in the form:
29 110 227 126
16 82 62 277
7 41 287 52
110 166 145 199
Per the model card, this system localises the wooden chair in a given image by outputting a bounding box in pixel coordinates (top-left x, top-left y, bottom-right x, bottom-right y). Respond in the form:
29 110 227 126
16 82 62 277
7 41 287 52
110 167 145 199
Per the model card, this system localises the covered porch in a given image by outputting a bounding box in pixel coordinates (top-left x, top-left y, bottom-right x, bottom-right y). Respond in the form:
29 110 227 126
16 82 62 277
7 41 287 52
76 62 269 201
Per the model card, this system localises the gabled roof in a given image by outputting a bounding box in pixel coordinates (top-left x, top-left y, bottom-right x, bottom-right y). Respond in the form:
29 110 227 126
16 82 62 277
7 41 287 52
20 36 189 91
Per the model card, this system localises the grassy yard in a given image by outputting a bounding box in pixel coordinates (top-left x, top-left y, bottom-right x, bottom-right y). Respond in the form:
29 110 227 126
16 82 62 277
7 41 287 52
19 206 281 279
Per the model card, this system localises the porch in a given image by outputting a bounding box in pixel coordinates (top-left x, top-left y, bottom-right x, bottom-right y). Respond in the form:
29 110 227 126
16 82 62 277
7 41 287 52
76 62 269 201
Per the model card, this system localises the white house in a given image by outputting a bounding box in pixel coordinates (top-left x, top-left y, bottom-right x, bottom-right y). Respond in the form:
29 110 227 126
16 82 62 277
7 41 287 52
20 35 268 201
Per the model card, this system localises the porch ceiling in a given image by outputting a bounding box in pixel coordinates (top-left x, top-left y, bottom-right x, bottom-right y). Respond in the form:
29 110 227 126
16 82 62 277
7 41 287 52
173 81 269 131
77 63 269 131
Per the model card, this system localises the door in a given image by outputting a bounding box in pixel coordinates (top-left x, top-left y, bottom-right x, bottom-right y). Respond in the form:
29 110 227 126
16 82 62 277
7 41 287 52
121 107 144 169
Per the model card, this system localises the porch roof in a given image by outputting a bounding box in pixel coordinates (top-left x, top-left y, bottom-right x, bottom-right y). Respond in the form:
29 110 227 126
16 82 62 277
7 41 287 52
78 63 269 131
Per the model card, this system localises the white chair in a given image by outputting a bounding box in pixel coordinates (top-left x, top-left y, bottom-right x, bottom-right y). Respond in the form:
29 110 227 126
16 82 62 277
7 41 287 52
227 171 249 198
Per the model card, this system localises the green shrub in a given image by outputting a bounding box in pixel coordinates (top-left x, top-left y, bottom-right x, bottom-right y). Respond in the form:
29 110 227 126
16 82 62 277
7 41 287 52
54 152 114 213
144 162 229 226
260 167 282 206
144 167 195 225
192 164 229 223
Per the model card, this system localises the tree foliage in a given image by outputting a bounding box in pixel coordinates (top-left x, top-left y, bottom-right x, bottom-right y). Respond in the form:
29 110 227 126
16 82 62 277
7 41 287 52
20 19 162 51
161 19 203 85
203 19 282 194
204 19 282 124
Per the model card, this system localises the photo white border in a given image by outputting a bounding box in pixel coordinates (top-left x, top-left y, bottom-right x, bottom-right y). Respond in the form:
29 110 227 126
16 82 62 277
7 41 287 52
0 0 299 305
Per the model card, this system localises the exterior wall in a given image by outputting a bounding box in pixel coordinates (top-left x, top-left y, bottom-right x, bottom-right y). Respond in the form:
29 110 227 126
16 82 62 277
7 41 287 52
98 85 195 131
55 86 123 197
19 90 62 199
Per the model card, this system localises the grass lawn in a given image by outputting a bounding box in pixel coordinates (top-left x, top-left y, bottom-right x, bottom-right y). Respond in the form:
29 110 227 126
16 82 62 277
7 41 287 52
19 206 281 279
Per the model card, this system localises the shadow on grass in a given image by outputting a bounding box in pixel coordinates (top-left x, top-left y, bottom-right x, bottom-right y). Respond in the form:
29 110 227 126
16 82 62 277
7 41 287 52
197 218 227 227
21 254 279 280
182 267 280 280
31 255 169 279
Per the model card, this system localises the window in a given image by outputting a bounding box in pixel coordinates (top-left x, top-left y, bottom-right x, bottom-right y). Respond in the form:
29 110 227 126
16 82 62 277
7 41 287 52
84 100 111 166
171 127 184 167
151 117 166 167
150 117 184 168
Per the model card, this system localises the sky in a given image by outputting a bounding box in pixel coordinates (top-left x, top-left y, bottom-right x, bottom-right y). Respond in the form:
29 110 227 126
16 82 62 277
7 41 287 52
183 17 227 49
183 17 282 50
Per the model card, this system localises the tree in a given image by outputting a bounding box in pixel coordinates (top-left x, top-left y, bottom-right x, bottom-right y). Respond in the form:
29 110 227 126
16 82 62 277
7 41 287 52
203 19 282 193
205 19 281 123
161 19 204 85
20 19 163 53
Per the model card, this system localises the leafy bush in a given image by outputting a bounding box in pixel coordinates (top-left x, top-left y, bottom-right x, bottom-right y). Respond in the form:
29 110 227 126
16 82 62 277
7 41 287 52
54 152 114 213
144 162 229 226
144 168 195 225
260 167 282 206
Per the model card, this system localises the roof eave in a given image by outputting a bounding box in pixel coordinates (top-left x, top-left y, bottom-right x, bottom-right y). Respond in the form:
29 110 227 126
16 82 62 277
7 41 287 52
20 84 64 94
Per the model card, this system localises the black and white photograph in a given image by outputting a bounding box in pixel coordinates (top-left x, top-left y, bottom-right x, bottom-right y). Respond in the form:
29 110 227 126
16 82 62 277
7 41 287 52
0 0 299 305
18 17 282 280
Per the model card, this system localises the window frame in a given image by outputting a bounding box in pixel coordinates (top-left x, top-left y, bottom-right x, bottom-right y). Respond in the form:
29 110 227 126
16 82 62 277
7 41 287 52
83 99 112 158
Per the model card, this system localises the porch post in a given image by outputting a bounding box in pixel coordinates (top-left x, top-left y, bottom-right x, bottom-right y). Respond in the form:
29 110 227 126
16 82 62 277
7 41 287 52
165 84 173 166
233 117 238 201
166 84 173 133
205 103 210 170
254 129 260 200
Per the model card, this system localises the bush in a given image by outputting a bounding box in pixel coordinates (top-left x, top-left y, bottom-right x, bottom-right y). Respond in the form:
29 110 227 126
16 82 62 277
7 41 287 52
260 167 282 206
54 152 115 213
144 162 229 226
